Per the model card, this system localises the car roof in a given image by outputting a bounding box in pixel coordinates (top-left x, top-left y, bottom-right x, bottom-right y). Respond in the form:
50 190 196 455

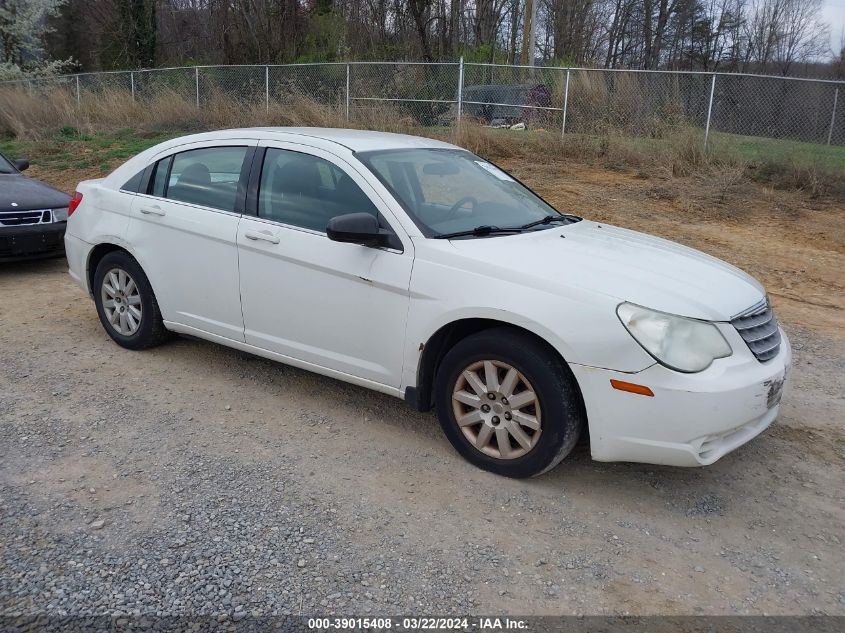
184 127 460 153
102 127 464 189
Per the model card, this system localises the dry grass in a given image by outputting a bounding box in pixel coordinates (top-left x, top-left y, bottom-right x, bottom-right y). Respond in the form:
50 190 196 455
710 162 749 204
0 86 401 137
454 122 753 185
1 85 841 197
564 71 689 139
0 87 347 138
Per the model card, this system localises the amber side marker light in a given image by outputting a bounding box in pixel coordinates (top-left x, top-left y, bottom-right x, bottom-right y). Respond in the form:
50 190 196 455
610 379 655 397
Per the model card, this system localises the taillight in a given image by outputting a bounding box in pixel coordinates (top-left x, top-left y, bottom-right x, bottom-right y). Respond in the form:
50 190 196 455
68 191 83 216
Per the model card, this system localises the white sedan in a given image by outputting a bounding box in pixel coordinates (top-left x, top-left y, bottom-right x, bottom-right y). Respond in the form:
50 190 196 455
64 128 791 478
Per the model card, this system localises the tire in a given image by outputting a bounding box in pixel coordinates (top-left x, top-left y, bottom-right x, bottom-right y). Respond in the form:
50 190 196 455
93 250 169 350
434 327 585 478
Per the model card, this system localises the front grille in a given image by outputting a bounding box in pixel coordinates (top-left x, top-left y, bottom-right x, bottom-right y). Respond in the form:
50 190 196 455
731 299 781 362
0 209 51 226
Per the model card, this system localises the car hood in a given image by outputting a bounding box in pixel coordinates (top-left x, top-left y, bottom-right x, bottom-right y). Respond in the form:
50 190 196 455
443 220 765 321
0 173 71 212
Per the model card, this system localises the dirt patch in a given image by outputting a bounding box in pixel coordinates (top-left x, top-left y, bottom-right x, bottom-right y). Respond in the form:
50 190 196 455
27 165 105 196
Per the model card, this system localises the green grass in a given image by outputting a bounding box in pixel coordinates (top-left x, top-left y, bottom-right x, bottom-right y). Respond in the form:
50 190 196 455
710 131 845 171
0 128 178 174
556 129 845 172
453 125 844 176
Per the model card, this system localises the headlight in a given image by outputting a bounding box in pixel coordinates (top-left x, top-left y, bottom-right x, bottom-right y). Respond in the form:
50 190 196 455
52 207 69 222
617 302 732 373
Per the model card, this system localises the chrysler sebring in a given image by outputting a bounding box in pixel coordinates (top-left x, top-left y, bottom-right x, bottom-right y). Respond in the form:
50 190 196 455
64 128 790 477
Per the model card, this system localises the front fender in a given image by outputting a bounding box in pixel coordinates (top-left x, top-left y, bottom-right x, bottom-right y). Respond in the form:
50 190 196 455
402 293 655 395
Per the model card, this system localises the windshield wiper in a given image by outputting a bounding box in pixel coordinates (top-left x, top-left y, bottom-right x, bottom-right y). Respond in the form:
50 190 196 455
518 214 581 230
433 225 524 239
434 214 583 239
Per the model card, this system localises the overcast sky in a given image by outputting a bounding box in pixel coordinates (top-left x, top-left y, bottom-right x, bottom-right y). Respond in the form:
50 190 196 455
823 1 845 52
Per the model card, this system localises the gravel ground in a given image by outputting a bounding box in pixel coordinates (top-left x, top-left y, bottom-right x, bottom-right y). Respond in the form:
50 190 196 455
1 257 843 618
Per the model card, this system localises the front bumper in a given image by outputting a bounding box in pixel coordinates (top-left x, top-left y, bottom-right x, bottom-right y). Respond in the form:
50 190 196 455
570 327 792 467
0 222 66 262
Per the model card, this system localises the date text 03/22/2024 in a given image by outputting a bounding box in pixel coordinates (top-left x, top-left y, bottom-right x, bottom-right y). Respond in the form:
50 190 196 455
307 617 529 630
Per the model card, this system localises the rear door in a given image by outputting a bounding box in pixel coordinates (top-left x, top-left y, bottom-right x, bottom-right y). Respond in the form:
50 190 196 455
236 142 414 387
126 140 256 341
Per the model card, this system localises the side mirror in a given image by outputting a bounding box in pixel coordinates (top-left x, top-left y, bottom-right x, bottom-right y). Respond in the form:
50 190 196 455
327 213 391 248
14 159 29 172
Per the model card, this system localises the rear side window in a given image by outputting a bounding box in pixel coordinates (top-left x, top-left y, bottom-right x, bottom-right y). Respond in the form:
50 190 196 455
121 169 145 193
162 147 248 212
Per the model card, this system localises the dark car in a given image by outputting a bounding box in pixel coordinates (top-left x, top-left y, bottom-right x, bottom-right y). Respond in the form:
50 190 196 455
444 83 554 127
0 152 71 261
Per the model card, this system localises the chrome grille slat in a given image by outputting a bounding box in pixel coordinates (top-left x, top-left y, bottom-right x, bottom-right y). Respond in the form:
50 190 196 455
731 300 781 363
741 320 780 343
0 209 50 227
732 311 773 330
749 337 781 355
756 348 780 362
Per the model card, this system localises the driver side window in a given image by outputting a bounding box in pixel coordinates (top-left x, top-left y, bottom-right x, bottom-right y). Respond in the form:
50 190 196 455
258 149 379 232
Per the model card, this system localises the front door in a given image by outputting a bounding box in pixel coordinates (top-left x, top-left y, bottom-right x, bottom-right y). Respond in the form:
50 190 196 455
236 143 413 387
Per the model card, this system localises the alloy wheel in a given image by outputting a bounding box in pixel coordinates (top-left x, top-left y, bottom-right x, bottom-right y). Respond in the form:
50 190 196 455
101 268 142 336
451 360 542 459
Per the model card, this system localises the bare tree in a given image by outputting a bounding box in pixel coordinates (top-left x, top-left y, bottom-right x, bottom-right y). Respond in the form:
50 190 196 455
743 0 829 74
545 0 597 63
772 0 829 74
26 0 838 75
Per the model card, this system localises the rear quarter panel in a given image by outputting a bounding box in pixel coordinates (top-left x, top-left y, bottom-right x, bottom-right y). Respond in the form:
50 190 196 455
66 180 135 291
66 180 132 245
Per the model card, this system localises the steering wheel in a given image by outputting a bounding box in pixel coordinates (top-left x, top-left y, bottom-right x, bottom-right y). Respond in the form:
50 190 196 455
446 196 478 219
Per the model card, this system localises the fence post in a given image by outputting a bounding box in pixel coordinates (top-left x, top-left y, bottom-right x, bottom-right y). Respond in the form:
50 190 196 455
827 87 839 146
130 71 135 102
704 73 716 151
195 67 200 108
265 65 270 113
456 57 464 131
345 63 351 122
561 68 571 138
75 75 80 105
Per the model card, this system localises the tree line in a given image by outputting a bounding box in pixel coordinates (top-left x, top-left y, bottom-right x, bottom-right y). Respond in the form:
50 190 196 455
1 0 842 79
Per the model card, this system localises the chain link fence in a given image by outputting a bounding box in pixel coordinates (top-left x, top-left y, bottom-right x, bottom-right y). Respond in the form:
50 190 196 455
2 61 843 149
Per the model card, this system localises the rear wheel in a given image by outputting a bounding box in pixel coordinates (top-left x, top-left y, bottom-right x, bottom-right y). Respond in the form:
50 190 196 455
93 251 169 350
434 328 584 478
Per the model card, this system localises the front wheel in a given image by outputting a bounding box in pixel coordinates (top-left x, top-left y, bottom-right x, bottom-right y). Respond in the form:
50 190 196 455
434 328 585 478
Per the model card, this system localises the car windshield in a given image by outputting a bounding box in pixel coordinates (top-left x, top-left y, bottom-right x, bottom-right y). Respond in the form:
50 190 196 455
0 153 16 174
358 148 575 238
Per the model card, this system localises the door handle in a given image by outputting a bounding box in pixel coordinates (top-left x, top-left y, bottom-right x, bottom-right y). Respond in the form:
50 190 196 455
139 205 166 216
244 230 280 244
